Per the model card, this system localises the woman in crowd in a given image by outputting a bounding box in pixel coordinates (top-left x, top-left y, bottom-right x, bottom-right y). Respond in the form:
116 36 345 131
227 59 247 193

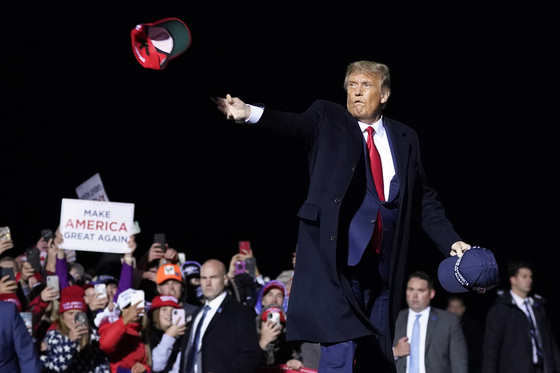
40 285 110 373
146 295 187 373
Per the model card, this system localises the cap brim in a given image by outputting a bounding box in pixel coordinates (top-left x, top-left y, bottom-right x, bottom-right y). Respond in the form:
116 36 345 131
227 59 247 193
152 18 191 59
438 256 468 293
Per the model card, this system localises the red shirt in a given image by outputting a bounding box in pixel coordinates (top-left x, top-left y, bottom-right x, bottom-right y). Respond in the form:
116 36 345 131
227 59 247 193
99 317 150 373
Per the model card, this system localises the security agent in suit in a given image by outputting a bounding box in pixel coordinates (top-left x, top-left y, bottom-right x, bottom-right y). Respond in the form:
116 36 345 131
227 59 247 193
393 271 467 373
0 301 41 373
212 61 471 373
483 262 560 373
180 259 262 373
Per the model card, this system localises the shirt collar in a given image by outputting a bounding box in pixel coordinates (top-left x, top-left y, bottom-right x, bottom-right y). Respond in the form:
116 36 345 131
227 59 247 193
358 116 385 137
205 290 227 310
410 306 431 318
510 290 533 307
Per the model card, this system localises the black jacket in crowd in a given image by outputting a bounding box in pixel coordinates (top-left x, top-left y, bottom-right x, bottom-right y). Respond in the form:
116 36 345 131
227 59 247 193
483 290 560 373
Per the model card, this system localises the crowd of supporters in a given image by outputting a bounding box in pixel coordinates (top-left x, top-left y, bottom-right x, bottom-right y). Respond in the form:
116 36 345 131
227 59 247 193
3 227 558 373
0 227 319 373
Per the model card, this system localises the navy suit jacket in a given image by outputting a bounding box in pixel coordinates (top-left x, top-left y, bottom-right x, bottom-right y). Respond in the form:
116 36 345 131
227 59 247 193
0 301 41 372
255 100 461 343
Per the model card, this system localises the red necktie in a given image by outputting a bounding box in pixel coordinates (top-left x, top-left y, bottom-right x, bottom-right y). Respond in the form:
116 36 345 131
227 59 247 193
365 126 384 253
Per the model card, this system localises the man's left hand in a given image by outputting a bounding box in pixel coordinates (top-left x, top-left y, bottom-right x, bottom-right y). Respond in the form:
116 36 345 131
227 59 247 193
450 241 471 258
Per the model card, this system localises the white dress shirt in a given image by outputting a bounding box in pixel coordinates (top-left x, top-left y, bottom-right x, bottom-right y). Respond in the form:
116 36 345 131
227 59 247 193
358 118 396 200
189 291 228 373
405 307 431 373
510 290 540 363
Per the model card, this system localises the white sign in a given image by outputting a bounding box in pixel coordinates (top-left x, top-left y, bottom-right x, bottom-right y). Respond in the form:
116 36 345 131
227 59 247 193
76 173 109 201
59 199 134 253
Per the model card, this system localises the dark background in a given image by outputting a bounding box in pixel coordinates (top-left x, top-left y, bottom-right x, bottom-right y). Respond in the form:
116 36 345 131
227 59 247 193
3 3 559 337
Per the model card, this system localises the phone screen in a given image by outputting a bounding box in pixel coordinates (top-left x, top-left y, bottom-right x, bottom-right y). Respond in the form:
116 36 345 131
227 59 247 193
239 241 251 254
245 258 256 278
234 260 246 275
46 275 60 299
74 312 88 326
95 284 107 298
267 312 281 326
20 312 32 335
0 226 11 242
154 234 166 253
131 290 145 315
26 247 42 273
3 267 16 282
172 309 186 325
178 253 186 264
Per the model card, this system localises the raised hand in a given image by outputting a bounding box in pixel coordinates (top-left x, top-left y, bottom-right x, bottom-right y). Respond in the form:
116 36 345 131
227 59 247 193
89 292 109 312
122 301 144 325
165 317 187 338
0 275 17 294
40 286 59 302
211 94 251 122
259 320 282 349
69 322 89 341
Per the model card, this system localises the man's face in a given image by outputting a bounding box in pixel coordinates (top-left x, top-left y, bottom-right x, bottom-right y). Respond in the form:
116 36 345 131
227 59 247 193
406 277 435 313
200 262 227 301
157 279 183 298
446 299 466 317
511 268 533 296
346 72 389 124
262 288 284 308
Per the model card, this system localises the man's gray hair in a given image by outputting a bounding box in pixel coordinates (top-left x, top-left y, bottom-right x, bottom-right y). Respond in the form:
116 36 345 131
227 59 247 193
344 60 391 97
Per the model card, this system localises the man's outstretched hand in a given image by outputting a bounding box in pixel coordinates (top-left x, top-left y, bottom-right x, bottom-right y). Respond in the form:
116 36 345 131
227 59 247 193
211 94 251 123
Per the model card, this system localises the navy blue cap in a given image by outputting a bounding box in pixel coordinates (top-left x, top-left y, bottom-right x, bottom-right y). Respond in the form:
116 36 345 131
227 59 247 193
181 261 201 280
97 275 119 286
438 246 499 293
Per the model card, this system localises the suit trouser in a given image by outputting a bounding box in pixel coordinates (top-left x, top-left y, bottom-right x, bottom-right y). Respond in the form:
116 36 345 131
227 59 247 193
318 283 396 373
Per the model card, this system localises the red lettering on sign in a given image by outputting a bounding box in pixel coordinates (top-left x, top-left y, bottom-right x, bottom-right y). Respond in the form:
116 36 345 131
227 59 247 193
64 220 127 232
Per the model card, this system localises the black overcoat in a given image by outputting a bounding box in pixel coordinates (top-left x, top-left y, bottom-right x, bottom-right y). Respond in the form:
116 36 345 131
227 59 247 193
483 291 560 373
256 100 461 343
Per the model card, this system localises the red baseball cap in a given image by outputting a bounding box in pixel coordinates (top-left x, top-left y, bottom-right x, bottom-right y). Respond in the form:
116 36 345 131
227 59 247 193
149 295 180 314
131 17 191 70
262 281 286 297
59 285 87 313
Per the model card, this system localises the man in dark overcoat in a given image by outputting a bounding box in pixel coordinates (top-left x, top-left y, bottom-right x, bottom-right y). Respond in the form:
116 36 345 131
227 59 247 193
212 60 470 372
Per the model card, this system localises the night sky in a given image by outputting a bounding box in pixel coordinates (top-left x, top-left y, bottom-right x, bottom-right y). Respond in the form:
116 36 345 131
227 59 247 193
3 3 559 336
